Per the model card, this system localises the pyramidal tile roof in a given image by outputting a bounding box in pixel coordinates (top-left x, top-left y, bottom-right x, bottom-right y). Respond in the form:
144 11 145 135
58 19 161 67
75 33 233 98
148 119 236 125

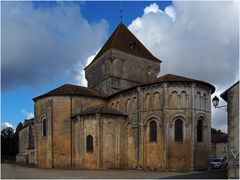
87 22 161 68
33 84 107 101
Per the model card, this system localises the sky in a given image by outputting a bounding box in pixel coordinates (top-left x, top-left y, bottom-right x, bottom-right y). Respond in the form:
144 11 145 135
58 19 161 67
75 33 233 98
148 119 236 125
1 1 239 133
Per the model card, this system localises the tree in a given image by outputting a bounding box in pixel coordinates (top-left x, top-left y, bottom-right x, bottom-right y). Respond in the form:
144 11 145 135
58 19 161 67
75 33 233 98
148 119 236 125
1 127 19 159
1 127 14 137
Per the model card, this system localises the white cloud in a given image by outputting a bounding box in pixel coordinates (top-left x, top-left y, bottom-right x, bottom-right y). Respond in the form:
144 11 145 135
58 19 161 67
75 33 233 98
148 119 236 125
164 6 176 22
128 1 239 132
2 2 109 91
73 49 100 87
21 109 34 119
144 3 163 14
1 122 14 130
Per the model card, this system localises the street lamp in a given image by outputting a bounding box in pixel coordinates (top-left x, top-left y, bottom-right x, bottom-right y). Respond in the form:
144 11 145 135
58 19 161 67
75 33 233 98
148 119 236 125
212 95 227 111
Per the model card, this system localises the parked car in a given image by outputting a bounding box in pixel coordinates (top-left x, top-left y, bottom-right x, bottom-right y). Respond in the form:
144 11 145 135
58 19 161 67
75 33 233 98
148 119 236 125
210 158 227 169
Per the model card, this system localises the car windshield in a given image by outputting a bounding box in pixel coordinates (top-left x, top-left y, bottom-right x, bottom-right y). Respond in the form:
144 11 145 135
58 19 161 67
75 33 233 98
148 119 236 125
211 159 221 162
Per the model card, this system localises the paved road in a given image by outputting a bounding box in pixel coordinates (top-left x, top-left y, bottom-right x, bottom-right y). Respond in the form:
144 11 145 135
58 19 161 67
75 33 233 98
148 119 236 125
1 163 227 179
163 168 227 179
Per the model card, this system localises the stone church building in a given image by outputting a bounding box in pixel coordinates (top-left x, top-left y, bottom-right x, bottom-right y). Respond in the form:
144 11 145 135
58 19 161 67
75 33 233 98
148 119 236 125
17 23 215 171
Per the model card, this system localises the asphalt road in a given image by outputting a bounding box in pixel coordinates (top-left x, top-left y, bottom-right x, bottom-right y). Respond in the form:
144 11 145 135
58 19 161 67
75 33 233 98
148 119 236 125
163 168 227 179
1 163 227 179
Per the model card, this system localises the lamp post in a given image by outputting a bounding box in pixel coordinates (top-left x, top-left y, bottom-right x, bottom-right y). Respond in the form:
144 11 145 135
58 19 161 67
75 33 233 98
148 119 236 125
212 96 227 111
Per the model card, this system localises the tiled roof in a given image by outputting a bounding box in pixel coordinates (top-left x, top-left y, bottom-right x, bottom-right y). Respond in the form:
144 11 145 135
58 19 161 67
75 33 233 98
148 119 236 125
73 106 127 117
33 84 107 102
212 133 228 143
109 73 215 97
146 74 215 93
86 23 160 69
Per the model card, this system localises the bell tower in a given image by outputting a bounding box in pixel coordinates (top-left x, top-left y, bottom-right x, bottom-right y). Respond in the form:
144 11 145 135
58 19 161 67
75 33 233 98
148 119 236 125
85 23 161 95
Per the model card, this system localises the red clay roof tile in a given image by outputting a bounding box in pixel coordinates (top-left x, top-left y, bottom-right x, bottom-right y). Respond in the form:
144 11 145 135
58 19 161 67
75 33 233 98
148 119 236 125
33 84 107 101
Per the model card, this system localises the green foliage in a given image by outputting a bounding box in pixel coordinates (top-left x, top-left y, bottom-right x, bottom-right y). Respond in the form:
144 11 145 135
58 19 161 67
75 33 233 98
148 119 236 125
211 127 225 135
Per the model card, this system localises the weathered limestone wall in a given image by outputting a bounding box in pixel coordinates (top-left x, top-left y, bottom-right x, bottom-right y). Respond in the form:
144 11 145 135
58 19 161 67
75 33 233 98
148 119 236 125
85 49 160 95
35 95 106 168
28 149 35 165
19 127 29 153
71 96 105 116
107 82 212 171
17 120 35 164
224 82 239 179
215 142 227 158
73 115 126 169
34 97 53 168
52 97 71 168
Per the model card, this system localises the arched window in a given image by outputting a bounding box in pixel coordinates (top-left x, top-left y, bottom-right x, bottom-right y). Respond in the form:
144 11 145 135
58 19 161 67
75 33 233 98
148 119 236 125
153 93 160 110
146 94 151 111
175 119 183 142
133 97 138 113
42 118 47 137
86 135 93 153
180 91 187 108
171 91 178 108
126 99 131 114
149 121 157 142
197 119 203 142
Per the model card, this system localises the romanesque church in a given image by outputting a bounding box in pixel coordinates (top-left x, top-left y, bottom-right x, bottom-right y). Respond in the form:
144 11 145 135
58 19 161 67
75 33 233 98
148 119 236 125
17 23 215 171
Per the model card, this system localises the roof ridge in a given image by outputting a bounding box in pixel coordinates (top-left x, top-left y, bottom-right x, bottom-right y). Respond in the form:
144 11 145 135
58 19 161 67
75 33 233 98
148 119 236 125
111 23 122 48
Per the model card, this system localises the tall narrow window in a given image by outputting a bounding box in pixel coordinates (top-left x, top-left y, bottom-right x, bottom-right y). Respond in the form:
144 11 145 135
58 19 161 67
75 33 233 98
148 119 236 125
175 119 183 142
197 119 203 142
149 121 157 142
42 118 47 137
86 135 93 153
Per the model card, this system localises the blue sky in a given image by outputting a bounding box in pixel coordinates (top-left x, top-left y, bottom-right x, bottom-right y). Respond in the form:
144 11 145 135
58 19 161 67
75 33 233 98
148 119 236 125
1 1 239 132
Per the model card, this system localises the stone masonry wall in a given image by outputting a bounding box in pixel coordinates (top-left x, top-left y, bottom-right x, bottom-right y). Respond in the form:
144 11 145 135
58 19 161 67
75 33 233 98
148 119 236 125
85 49 160 95
73 115 126 169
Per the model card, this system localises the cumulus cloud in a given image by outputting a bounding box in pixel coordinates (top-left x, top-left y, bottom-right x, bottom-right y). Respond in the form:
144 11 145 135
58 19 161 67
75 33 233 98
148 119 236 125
129 1 239 88
144 3 163 14
21 109 34 119
1 122 14 130
128 1 239 132
73 49 100 87
164 6 176 22
2 1 108 91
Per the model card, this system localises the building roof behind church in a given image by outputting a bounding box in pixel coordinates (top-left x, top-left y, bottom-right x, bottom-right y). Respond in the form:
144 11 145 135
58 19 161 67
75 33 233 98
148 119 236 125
211 133 228 143
220 81 239 102
86 22 161 68
73 106 127 117
33 84 107 102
